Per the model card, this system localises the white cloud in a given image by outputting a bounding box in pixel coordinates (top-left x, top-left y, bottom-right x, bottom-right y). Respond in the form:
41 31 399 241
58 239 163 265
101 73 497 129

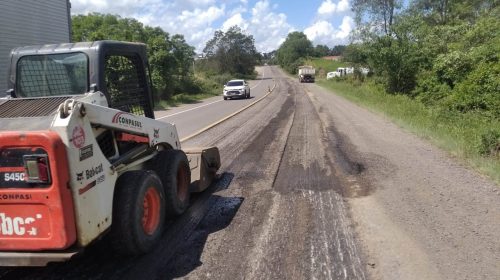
185 0 215 5
71 0 228 52
304 20 334 42
304 16 354 46
335 16 354 39
177 7 225 29
308 0 354 46
337 0 350 12
318 0 337 16
222 13 247 31
70 0 328 53
247 0 293 52
317 0 350 16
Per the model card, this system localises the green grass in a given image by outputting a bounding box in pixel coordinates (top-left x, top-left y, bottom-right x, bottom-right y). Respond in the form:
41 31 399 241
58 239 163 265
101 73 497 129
154 72 224 110
154 91 220 110
318 79 500 185
305 58 348 76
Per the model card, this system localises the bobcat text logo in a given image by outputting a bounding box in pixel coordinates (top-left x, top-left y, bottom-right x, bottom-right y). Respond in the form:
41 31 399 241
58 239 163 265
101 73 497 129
0 213 42 236
86 163 103 180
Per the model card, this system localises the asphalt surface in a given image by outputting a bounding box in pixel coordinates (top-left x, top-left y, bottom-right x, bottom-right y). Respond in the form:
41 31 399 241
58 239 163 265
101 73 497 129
1 66 499 280
154 67 275 139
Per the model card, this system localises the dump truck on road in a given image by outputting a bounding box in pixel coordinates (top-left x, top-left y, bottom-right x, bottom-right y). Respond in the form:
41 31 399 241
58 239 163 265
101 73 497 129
298 65 315 83
0 41 220 266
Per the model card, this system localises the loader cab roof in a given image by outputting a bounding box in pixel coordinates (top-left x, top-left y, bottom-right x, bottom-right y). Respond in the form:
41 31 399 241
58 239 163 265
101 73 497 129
8 40 155 118
9 40 147 56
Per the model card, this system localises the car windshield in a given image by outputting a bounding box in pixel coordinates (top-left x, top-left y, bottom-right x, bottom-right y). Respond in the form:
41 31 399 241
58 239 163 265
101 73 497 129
227 81 243 86
16 52 88 97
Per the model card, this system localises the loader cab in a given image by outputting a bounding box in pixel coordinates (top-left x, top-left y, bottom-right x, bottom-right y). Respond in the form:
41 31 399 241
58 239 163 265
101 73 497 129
7 40 155 119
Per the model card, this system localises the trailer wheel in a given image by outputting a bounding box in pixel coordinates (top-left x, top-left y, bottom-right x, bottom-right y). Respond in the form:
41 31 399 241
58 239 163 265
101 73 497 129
151 150 191 218
110 170 166 255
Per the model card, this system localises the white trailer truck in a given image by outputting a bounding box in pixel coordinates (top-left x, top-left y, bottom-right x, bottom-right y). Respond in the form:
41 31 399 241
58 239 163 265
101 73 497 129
0 41 220 266
298 65 315 83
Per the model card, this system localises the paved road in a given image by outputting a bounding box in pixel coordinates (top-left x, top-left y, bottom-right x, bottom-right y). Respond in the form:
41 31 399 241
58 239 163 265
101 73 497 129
154 66 275 140
1 66 499 280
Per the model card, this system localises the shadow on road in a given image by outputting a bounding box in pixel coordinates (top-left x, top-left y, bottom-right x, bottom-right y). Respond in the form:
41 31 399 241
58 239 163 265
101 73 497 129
160 195 243 279
225 96 256 101
0 173 241 280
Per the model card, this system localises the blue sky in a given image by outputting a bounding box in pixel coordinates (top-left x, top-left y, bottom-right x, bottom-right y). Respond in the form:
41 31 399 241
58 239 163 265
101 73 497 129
71 0 355 53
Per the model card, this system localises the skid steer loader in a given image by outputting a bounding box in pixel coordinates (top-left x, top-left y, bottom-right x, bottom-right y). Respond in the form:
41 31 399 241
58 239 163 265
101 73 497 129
0 41 220 266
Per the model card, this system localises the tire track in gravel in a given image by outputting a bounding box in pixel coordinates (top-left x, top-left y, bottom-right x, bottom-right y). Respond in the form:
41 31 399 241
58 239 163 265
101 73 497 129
164 73 298 279
167 69 369 279
257 78 367 280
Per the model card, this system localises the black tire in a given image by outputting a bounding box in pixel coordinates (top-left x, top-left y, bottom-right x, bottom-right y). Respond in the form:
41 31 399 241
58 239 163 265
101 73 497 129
248 90 251 98
110 170 166 255
150 150 191 218
223 97 227 100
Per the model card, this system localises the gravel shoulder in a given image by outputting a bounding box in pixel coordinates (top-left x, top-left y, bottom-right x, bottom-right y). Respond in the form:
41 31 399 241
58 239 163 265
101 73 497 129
304 81 500 280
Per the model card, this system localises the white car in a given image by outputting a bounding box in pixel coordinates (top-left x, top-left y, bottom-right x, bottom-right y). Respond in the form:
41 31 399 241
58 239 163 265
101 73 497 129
223 79 250 100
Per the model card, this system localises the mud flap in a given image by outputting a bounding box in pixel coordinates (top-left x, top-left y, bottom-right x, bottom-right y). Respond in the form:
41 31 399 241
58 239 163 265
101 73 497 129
184 147 220 192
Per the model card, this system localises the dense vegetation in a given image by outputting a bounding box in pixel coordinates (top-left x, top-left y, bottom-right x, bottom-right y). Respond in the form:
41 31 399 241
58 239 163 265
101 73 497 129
349 0 499 110
346 0 499 158
274 32 346 73
275 0 499 180
72 13 200 101
195 26 260 86
72 14 260 105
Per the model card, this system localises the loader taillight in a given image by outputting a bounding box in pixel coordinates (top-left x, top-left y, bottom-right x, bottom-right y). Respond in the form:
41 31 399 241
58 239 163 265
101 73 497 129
23 155 51 184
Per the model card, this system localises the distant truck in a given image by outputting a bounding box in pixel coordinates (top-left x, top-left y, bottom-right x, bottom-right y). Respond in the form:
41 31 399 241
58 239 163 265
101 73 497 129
298 66 315 83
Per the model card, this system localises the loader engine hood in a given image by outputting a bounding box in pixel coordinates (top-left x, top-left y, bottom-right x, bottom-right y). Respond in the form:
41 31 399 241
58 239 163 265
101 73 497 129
0 96 76 131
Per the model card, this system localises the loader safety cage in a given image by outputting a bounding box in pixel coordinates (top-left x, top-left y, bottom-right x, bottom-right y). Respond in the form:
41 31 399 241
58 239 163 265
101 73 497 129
7 40 156 119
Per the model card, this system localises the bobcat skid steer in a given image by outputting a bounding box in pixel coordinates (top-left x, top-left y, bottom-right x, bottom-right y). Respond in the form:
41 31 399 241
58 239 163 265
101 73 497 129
0 41 220 266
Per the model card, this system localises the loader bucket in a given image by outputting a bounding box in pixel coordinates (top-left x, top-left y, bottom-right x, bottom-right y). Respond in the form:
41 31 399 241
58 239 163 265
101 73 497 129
184 147 221 192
